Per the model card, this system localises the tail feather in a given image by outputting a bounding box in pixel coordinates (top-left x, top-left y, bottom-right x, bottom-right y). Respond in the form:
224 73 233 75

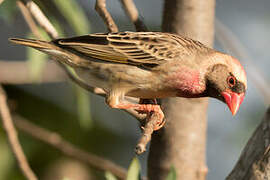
9 38 51 49
9 37 84 67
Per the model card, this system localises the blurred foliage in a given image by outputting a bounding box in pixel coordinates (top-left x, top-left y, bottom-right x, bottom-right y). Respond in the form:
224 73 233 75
166 166 177 180
27 30 49 83
0 135 14 180
3 86 126 179
0 0 17 22
127 157 141 180
53 0 90 35
105 171 118 180
73 84 92 129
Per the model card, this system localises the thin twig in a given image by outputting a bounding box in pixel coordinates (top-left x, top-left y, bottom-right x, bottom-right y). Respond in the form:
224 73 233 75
95 0 118 33
215 19 270 104
13 114 127 180
21 0 58 39
0 85 37 180
0 60 66 84
17 1 42 39
17 0 106 99
0 0 4 5
135 113 160 154
120 0 148 31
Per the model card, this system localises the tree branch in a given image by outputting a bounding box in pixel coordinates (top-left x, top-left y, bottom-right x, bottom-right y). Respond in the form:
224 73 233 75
95 0 118 33
0 85 37 180
13 114 127 180
226 107 270 180
135 112 160 154
0 60 66 84
119 0 148 31
17 1 42 39
148 1 215 180
21 0 58 39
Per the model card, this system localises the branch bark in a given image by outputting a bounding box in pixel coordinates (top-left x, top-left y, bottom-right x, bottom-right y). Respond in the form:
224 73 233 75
148 1 215 180
120 0 148 31
95 0 118 33
226 107 270 180
0 60 67 84
0 86 37 180
13 114 127 180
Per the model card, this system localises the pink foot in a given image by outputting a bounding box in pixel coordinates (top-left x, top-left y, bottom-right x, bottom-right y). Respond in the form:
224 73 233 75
112 102 165 131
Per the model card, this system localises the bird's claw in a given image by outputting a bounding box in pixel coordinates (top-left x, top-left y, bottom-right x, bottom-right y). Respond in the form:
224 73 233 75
138 108 165 131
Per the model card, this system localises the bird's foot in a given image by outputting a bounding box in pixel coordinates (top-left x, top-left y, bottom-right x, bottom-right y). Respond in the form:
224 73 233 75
135 104 165 131
110 102 165 131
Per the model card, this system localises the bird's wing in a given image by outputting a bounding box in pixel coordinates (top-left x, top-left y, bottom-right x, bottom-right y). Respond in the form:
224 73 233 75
56 32 196 68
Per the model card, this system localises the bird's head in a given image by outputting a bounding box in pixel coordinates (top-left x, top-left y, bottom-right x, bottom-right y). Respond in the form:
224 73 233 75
205 53 247 115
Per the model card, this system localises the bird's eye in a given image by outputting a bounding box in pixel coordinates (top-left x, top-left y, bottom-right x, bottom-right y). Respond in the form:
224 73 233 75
227 76 236 87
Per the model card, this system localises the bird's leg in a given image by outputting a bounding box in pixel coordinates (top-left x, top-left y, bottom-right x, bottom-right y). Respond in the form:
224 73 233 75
137 98 157 114
106 92 165 130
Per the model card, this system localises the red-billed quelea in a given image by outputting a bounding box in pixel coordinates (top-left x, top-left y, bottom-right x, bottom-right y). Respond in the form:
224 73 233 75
10 32 247 130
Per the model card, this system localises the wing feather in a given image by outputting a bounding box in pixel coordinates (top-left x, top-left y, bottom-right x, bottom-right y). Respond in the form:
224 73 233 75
55 32 209 68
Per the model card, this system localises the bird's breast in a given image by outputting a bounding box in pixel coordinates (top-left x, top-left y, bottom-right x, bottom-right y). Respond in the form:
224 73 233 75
165 67 205 97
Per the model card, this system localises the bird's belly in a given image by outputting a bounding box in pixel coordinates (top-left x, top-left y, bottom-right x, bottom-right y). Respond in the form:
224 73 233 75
74 67 111 91
74 64 157 93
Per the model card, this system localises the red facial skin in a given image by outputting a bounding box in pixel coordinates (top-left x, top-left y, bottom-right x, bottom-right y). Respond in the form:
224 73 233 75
221 90 245 115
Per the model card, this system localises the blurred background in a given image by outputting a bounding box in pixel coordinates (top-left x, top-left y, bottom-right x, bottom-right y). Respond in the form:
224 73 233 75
0 0 269 179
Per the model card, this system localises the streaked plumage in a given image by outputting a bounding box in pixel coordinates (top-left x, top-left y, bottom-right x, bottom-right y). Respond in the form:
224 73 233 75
9 31 247 130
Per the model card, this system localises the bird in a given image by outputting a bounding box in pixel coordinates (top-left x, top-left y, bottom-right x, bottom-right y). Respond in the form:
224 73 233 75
9 31 247 130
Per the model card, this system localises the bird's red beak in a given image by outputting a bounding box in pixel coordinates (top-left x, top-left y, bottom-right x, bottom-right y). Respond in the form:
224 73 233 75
221 91 245 115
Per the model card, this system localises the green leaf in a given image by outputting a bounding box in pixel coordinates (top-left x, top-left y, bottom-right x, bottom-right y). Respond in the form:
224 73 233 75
127 157 141 180
105 171 118 180
62 178 71 180
0 0 17 22
27 29 50 82
27 47 47 82
0 137 14 180
74 85 92 130
166 166 177 180
53 0 90 35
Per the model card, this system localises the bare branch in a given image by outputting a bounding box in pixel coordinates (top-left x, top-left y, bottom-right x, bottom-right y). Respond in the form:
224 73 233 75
17 1 42 39
13 114 127 180
95 0 118 33
0 60 66 84
0 0 3 5
215 19 270 105
0 85 37 180
135 113 160 154
226 107 270 180
21 0 58 39
119 0 148 31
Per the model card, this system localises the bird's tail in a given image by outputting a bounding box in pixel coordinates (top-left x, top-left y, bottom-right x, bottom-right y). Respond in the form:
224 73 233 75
9 38 78 66
9 38 52 50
